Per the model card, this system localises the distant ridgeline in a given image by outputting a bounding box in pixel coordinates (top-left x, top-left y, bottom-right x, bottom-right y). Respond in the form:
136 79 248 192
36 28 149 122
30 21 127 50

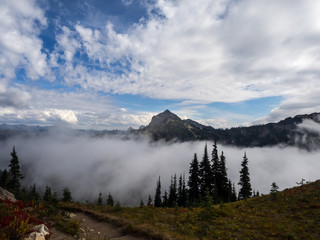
1 110 320 150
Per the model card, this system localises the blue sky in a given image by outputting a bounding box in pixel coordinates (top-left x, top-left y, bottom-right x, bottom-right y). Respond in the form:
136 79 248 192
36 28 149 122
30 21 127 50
1 0 320 129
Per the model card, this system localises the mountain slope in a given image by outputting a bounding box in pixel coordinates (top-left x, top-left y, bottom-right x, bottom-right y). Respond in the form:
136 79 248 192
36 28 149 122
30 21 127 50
139 110 320 149
61 180 320 240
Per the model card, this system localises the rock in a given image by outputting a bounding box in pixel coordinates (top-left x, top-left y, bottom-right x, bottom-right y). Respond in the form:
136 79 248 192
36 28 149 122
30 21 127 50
24 232 45 240
68 213 77 218
0 187 16 202
89 229 94 232
32 224 50 236
79 228 85 233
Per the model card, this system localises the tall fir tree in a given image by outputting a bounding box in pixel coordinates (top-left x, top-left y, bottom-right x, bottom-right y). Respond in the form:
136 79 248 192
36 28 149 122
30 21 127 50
154 176 162 207
238 152 252 200
177 174 187 207
211 140 220 202
8 146 24 195
168 174 177 207
199 144 213 198
181 174 188 207
178 174 183 207
188 153 200 205
218 151 229 202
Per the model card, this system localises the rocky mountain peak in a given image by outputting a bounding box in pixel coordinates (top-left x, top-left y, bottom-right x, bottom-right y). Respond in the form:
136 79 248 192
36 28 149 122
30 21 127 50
148 110 181 129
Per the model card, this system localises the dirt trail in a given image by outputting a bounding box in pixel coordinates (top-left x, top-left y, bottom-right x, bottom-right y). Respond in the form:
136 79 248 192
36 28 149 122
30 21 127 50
50 212 147 240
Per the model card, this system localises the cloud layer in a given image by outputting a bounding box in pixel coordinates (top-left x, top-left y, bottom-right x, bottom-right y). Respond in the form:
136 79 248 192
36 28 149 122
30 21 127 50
0 132 319 206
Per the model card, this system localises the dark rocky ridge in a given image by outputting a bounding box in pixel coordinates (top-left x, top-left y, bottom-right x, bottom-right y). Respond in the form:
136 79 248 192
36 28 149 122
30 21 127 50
138 110 320 150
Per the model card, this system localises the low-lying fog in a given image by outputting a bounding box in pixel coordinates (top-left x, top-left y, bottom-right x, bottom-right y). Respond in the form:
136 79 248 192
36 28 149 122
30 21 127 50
0 127 319 206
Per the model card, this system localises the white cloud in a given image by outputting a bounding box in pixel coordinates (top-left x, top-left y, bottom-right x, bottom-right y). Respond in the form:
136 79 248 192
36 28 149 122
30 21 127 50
0 86 154 129
50 0 320 115
0 0 48 80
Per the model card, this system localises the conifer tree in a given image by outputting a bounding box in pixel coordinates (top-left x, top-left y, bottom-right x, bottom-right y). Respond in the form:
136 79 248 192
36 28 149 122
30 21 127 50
30 184 40 201
218 151 229 202
178 174 183 207
270 182 279 201
8 146 24 195
177 174 187 207
168 174 177 207
181 174 187 207
0 169 9 189
43 186 52 202
188 153 200 205
140 199 144 207
154 176 162 207
52 192 59 205
238 152 252 200
147 195 153 206
107 193 114 206
199 144 213 198
230 182 237 202
62 187 72 202
97 192 103 206
162 190 169 207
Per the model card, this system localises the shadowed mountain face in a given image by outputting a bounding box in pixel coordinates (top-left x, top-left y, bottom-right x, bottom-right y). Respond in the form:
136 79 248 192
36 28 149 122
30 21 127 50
139 110 320 149
1 110 320 149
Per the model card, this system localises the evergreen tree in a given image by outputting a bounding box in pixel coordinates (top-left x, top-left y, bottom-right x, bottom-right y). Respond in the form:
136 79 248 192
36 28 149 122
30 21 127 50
199 144 213 198
181 174 188 207
0 169 9 189
168 174 177 207
52 192 59 205
231 182 237 202
162 190 169 207
256 190 260 197
188 153 200 205
147 195 153 206
30 184 40 201
43 186 52 202
177 174 183 207
211 140 220 202
218 151 229 202
62 187 72 202
154 176 162 207
107 193 114 206
8 147 24 195
140 199 144 207
97 192 103 206
270 182 279 201
238 152 252 200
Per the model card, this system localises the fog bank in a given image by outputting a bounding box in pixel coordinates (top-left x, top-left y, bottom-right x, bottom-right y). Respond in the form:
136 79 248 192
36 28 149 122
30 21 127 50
0 129 319 205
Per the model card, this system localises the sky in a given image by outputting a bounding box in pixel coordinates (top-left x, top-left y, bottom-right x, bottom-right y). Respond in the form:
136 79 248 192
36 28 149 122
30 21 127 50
1 0 320 130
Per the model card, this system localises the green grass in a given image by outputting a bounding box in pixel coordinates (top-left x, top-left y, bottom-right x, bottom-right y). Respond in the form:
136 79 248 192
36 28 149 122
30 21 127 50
60 180 320 240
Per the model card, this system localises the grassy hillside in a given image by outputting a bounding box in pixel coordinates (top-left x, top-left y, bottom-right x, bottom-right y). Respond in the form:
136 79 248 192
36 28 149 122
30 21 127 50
61 180 320 240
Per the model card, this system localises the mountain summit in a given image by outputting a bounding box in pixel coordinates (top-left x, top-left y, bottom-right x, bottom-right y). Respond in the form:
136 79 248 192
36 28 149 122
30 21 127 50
141 110 214 141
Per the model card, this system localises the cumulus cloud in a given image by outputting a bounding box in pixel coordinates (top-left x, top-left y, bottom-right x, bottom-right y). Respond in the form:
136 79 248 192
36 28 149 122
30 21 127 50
0 134 319 206
0 0 48 80
0 86 154 128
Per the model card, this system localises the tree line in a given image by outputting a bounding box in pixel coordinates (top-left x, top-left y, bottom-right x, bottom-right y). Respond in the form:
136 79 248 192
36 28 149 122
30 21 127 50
149 141 257 207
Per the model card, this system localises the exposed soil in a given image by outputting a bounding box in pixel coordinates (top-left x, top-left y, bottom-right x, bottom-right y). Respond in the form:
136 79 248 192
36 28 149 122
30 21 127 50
50 212 147 240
